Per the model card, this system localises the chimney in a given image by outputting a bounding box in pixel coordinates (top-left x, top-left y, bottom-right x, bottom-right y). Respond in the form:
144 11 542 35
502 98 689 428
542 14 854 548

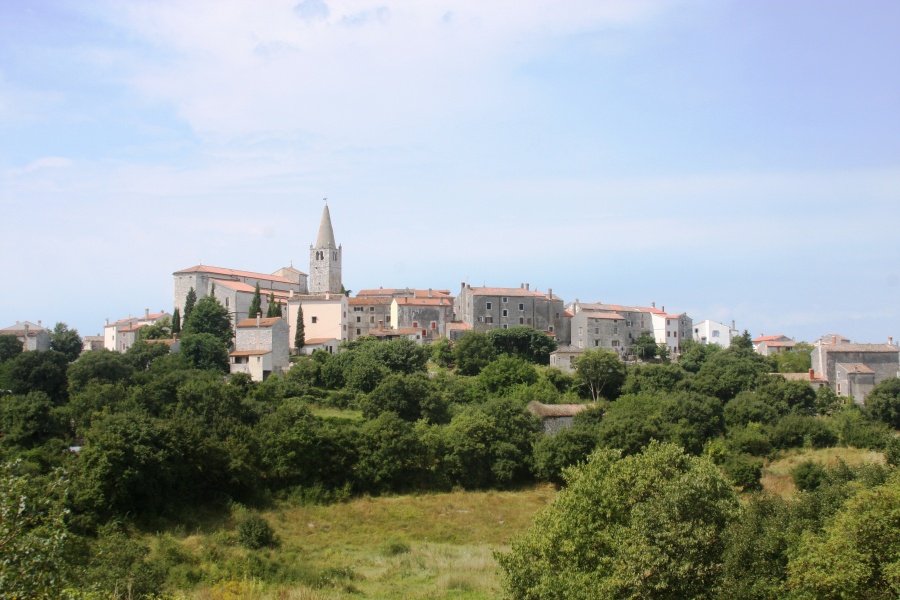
37 320 42 327
832 335 837 344
651 302 656 309
23 323 29 335
548 287 553 299
289 290 294 298
428 288 432 297
662 306 665 313
256 312 261 327
145 308 150 318
105 318 109 325
378 320 384 331
809 368 815 379
731 320 735 330
526 283 530 291
890 336 894 346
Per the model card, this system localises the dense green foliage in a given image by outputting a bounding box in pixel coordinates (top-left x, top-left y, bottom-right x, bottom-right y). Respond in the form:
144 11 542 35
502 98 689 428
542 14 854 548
1 326 898 597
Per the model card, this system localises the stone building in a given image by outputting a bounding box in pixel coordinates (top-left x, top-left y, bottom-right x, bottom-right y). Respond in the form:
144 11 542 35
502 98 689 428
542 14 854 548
103 309 171 352
173 204 343 328
0 321 51 352
229 316 290 381
753 334 796 356
811 337 900 404
527 402 593 434
549 346 583 373
309 204 342 295
566 301 692 356
391 295 454 343
455 283 569 342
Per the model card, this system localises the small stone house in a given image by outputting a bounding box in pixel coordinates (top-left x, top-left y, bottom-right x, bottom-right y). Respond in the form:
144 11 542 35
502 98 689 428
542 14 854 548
0 321 51 351
527 401 593 434
229 316 290 381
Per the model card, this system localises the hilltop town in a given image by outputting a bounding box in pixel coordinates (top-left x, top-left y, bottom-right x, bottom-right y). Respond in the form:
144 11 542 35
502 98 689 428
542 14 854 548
4 204 898 403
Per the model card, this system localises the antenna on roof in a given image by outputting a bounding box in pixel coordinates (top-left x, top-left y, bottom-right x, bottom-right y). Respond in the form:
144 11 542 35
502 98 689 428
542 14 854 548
323 197 328 205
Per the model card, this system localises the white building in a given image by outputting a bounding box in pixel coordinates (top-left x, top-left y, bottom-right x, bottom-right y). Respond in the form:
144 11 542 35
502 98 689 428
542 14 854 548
103 309 171 352
693 320 738 348
286 293 349 354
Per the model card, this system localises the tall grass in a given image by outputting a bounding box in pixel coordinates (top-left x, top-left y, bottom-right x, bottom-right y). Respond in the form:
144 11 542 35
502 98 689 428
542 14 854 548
761 446 885 498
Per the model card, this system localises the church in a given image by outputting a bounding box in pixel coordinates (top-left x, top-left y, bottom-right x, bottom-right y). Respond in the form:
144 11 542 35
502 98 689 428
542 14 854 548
172 204 347 351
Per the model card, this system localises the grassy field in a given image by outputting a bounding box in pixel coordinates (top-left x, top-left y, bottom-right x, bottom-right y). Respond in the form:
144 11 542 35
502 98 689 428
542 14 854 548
149 486 556 599
761 446 885 498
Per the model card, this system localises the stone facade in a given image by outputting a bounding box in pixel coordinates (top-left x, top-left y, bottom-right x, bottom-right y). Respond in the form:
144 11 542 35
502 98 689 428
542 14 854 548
230 316 290 381
0 321 51 352
455 283 568 342
570 310 642 356
103 309 171 352
753 334 796 356
349 296 393 340
811 340 900 404
391 296 454 343
309 204 342 295
549 346 583 373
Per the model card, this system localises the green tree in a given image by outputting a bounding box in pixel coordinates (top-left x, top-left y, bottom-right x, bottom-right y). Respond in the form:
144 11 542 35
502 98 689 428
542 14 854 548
179 333 229 373
486 326 557 364
678 339 721 373
573 348 626 401
67 348 134 394
182 294 233 346
294 303 305 352
248 282 262 320
172 306 181 335
4 350 70 404
731 330 753 351
497 442 739 599
865 377 900 429
478 355 539 395
770 343 813 373
0 334 23 363
50 322 82 362
0 391 65 450
183 287 197 323
124 338 171 372
135 316 171 341
622 362 686 395
453 331 497 376
431 337 454 368
787 473 900 598
355 411 431 493
0 462 71 598
633 331 659 360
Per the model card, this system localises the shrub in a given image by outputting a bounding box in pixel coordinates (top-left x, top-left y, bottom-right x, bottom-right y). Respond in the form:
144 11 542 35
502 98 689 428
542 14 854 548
237 515 278 550
792 461 827 491
723 454 763 491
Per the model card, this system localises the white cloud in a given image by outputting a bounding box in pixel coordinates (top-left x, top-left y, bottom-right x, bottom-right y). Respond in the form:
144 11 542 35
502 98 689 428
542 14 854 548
6 156 73 176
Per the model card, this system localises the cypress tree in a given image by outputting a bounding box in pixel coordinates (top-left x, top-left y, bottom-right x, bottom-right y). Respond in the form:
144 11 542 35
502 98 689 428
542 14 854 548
295 304 305 353
184 287 197 323
274 301 283 318
248 282 262 320
172 307 181 335
266 292 277 318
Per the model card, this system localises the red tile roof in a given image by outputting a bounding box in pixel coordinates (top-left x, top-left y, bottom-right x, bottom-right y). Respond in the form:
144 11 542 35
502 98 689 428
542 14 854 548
229 350 272 356
581 311 625 320
471 287 550 298
175 264 296 285
754 334 791 342
349 296 393 306
235 317 283 328
394 297 451 307
304 337 338 345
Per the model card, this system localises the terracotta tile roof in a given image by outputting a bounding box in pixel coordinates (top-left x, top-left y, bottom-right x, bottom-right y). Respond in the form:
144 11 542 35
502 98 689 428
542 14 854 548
823 344 899 353
211 279 256 293
349 296 393 306
394 297 452 307
581 311 625 320
229 350 272 357
174 264 296 285
765 341 796 348
0 321 48 333
304 337 338 345
355 288 452 298
754 334 792 342
552 346 583 354
235 317 283 328
470 287 552 298
838 363 876 374
563 310 574 317
777 372 828 383
448 322 471 330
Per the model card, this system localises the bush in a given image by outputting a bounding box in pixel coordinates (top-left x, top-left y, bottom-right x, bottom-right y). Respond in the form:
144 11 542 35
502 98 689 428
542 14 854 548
237 515 278 550
727 423 772 457
792 461 827 491
723 454 763 491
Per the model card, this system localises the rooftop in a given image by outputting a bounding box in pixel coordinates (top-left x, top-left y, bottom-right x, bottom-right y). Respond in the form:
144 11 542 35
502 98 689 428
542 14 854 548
174 264 296 285
235 317 283 328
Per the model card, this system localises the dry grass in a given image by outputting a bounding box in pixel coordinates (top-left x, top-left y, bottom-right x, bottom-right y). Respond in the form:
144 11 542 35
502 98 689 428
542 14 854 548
153 486 556 600
761 446 885 499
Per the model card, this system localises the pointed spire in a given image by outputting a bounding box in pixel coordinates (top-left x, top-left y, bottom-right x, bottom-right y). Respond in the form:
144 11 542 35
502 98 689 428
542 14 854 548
316 202 337 249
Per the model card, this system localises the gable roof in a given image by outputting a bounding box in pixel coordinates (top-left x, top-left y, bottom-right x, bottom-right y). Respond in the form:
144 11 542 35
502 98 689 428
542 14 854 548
824 344 899 354
0 320 48 333
235 317 283 328
470 286 551 299
580 310 625 321
174 264 296 285
837 363 876 374
527 402 594 418
754 334 792 343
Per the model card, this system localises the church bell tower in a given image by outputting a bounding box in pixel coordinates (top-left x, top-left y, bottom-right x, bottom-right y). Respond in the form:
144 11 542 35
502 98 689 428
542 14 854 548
309 202 343 295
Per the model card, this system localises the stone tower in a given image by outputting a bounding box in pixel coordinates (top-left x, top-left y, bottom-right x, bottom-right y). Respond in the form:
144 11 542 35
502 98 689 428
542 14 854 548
309 203 343 294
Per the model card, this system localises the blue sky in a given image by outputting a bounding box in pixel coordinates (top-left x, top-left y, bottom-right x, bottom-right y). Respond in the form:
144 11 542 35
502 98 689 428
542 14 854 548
1 0 898 343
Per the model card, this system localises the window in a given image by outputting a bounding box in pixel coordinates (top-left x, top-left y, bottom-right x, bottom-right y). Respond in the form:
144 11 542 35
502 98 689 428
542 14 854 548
518 303 524 311
502 297 508 303
311 316 318 323
549 326 554 332
370 316 375 323
431 321 436 329
485 317 493 324
356 328 361 335
595 328 600 335
356 316 361 323
502 309 508 317
478 317 483 322
556 312 560 318
611 340 620 347
386 316 391 323
354 307 363 312
712 330 720 338
594 340 599 347
486 302 492 310
578 327 583 335
413 322 418 328
613 327 618 334
519 317 524 324
370 307 375 312
502 324 508 329
225 297 229 308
